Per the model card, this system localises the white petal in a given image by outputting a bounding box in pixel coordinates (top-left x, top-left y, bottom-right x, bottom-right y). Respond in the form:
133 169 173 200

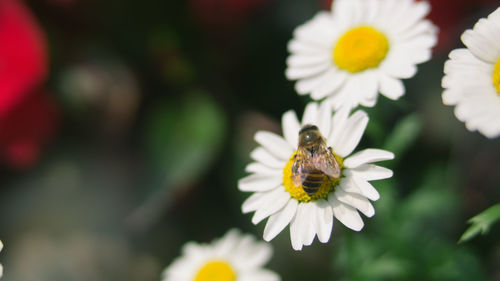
290 203 311 251
301 203 317 246
313 199 333 243
380 50 418 79
350 175 380 201
245 163 282 175
334 189 375 217
332 110 369 158
214 229 240 255
238 174 282 192
327 105 350 148
349 164 393 181
250 147 286 169
398 17 435 40
282 110 301 149
181 241 202 257
242 192 268 213
301 102 319 125
328 75 363 110
316 100 333 137
478 120 500 138
285 63 330 80
338 176 363 195
326 81 352 110
377 0 408 29
255 131 293 160
252 188 291 224
443 48 492 78
362 0 380 22
339 175 381 201
343 149 394 168
287 53 331 68
294 69 333 95
461 26 499 63
358 71 379 108
375 0 400 29
263 199 298 241
393 0 431 35
293 12 336 48
233 235 273 269
288 39 325 55
332 0 361 26
328 195 364 231
379 73 405 100
310 69 347 100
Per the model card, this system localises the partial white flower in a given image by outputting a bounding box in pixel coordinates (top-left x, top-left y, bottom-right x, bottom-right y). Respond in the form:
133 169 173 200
0 240 3 278
161 229 280 281
238 101 394 251
285 0 437 110
442 7 500 138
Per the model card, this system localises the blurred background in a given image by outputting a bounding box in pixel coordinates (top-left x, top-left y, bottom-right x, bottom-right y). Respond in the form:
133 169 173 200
0 0 499 280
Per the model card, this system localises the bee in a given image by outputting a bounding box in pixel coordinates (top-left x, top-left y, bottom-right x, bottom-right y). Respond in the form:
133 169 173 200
291 124 341 196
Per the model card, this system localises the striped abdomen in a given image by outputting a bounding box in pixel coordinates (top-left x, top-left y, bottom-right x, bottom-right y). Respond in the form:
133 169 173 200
302 169 325 196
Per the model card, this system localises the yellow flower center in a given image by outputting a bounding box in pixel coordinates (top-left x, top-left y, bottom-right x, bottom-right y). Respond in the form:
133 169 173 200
333 26 389 73
194 260 236 281
283 151 343 203
493 56 500 96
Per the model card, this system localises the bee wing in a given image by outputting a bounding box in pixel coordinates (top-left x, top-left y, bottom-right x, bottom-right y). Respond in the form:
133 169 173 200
313 145 340 178
291 148 314 186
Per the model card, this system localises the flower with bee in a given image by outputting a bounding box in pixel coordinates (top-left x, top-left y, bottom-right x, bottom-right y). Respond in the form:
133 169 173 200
238 102 394 251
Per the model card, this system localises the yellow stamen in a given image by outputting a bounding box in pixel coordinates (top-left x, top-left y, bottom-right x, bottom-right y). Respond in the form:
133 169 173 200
333 26 389 73
283 151 343 203
493 56 500 96
194 260 236 281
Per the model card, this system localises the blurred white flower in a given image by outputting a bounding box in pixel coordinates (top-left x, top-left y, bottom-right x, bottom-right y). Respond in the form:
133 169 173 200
161 229 280 281
238 102 394 251
0 240 3 278
285 0 437 110
442 7 500 138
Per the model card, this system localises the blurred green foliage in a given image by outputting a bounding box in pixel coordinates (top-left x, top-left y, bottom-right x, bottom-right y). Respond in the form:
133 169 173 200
460 204 500 244
145 91 226 189
335 166 486 281
127 92 226 231
383 113 423 163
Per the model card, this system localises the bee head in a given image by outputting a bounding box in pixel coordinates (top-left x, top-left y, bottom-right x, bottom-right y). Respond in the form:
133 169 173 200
298 124 321 146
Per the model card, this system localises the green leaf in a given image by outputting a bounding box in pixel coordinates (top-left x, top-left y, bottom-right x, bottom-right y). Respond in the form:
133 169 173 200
146 90 226 188
127 91 226 230
459 203 500 243
383 113 422 159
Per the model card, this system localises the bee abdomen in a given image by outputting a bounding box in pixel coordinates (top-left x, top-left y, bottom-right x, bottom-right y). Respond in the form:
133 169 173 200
302 171 325 196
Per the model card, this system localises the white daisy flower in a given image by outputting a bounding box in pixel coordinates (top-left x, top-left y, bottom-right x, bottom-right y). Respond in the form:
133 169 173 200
238 102 394 251
161 229 280 281
285 0 437 110
442 7 500 138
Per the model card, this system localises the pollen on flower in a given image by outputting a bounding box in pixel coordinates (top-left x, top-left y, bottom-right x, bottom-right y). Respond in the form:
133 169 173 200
283 152 343 203
493 56 500 96
194 260 236 281
333 26 389 73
